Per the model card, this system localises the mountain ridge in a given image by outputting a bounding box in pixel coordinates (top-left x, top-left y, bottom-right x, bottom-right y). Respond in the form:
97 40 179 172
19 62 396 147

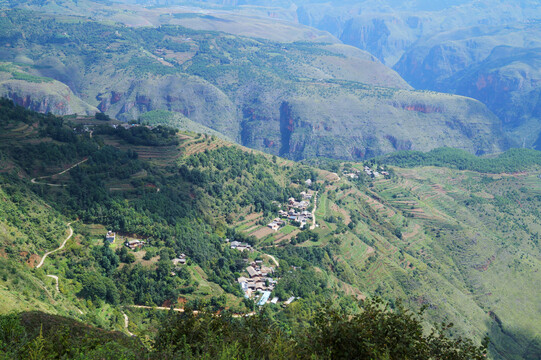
0 9 511 160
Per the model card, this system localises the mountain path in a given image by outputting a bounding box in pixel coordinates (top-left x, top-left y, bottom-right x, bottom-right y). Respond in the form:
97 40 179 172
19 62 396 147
36 223 73 269
265 254 279 267
31 158 88 186
46 275 59 292
310 191 318 230
122 312 134 337
129 305 256 318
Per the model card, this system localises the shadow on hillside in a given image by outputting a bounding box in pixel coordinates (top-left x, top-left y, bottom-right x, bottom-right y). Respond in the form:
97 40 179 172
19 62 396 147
485 314 541 360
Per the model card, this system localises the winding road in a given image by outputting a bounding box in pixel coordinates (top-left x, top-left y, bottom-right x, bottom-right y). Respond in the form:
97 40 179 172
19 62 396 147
46 275 59 292
31 158 88 187
36 223 73 269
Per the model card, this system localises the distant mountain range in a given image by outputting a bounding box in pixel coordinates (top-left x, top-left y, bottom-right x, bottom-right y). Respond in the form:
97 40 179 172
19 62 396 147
0 4 512 160
83 0 540 152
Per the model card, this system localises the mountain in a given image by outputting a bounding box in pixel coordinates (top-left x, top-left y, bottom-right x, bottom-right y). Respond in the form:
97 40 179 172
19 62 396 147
0 9 509 160
1 100 540 358
295 0 540 66
0 63 98 116
446 46 541 147
394 24 541 147
296 1 541 150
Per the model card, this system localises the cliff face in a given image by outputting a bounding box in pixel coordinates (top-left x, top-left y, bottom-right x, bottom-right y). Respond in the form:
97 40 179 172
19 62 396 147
394 22 541 146
234 83 508 160
95 75 240 140
448 47 541 146
0 79 97 116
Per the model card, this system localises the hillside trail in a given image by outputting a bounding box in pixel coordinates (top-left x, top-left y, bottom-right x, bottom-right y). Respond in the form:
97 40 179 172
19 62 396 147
310 191 318 230
31 158 88 186
37 222 84 315
46 275 59 292
129 305 256 318
36 223 73 269
122 312 134 337
265 254 279 267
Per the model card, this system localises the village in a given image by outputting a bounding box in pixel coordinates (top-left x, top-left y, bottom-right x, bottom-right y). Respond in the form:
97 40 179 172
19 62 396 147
342 165 389 179
236 259 296 307
103 180 317 308
268 189 316 231
229 182 317 306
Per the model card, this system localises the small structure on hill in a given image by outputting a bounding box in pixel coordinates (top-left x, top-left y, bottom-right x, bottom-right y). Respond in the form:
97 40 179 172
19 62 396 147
267 218 284 231
172 254 187 267
258 291 272 306
125 239 145 250
284 296 296 305
230 241 253 252
105 231 116 243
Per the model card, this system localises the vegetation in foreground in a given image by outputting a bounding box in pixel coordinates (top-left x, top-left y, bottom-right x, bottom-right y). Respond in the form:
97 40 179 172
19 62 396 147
0 299 487 360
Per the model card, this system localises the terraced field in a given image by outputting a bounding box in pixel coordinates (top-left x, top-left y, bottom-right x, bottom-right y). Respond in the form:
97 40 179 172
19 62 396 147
181 136 230 156
252 162 541 358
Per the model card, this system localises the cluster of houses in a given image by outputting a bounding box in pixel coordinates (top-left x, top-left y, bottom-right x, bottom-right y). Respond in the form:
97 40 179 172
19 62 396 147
267 191 315 230
228 240 253 252
363 165 389 178
125 239 146 250
287 195 314 228
237 260 276 300
237 261 298 307
343 166 390 179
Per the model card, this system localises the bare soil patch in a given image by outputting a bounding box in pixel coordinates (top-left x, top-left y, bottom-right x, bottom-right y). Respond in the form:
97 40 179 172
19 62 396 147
27 254 41 268
250 226 275 239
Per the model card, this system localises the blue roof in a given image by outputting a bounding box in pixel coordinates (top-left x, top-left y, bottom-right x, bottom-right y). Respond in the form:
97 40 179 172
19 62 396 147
257 291 272 306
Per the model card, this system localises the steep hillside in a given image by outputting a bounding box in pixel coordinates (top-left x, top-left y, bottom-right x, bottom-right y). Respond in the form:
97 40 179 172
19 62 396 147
0 10 509 160
0 100 540 358
0 63 97 116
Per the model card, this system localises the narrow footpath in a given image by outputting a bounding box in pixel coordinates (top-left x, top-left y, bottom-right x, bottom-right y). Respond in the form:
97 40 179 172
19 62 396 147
31 158 88 186
129 305 256 318
122 312 134 337
46 275 59 292
310 191 318 230
36 224 73 269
